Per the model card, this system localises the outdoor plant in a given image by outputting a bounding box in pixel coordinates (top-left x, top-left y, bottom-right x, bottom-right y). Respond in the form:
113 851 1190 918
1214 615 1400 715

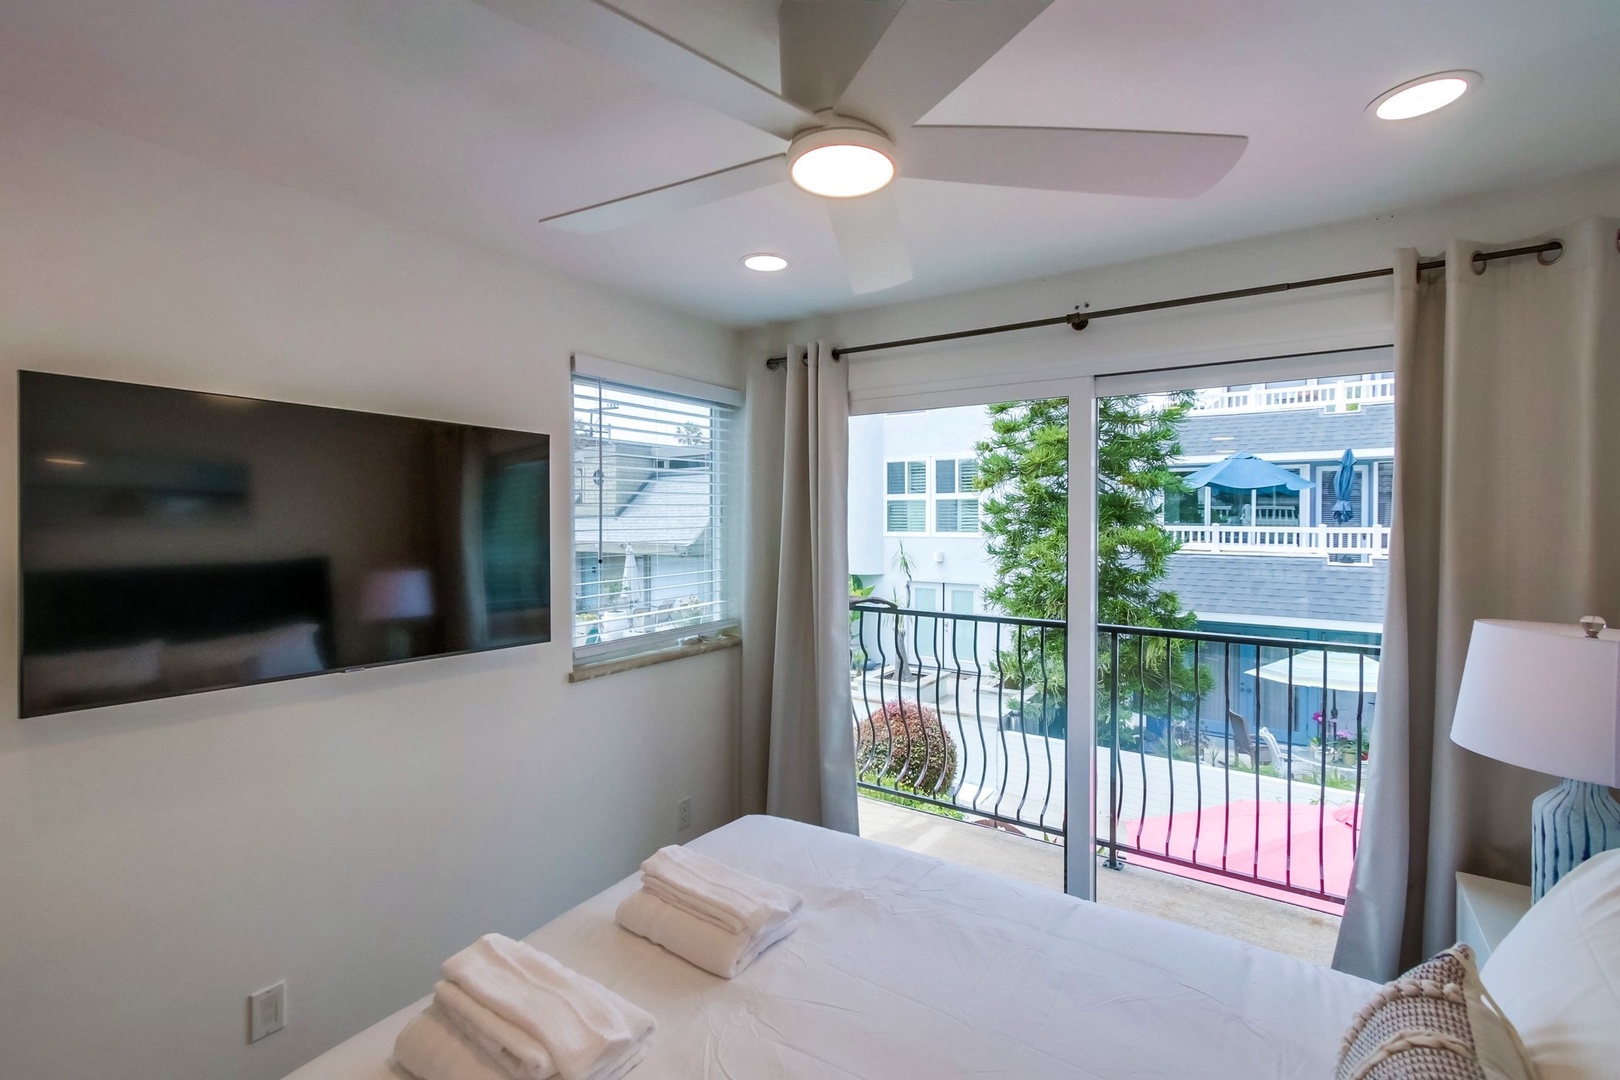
855 700 959 798
849 574 876 672
974 393 1212 741
889 543 918 679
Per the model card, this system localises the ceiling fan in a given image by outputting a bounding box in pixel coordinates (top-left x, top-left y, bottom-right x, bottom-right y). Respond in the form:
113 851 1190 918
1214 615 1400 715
477 0 1248 294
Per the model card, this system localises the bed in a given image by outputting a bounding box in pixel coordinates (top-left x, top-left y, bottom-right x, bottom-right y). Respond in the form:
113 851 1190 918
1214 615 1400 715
286 814 1377 1080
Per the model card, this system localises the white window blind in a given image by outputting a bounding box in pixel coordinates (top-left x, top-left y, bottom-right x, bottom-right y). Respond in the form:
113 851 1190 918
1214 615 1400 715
888 460 927 495
935 498 979 533
885 459 927 533
571 366 736 661
934 458 980 533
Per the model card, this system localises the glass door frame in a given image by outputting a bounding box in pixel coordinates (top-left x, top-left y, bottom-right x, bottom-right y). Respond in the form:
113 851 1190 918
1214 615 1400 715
847 343 1396 902
848 380 1100 900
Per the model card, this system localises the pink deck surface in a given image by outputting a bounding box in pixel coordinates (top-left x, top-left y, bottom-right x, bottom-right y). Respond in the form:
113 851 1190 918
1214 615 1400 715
1116 800 1359 915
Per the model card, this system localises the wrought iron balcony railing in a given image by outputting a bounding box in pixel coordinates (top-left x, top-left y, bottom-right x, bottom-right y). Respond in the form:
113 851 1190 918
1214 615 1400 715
850 599 1377 907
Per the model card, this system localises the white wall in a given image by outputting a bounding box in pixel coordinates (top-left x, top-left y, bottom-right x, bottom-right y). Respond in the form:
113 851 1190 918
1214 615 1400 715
0 96 742 1080
740 162 1620 405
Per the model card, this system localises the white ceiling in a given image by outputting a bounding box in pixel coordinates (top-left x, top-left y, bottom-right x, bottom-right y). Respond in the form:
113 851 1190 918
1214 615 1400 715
2 0 1618 326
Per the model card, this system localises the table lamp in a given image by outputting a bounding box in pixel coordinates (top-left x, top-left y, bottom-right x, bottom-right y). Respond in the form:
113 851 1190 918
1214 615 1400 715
1452 617 1620 900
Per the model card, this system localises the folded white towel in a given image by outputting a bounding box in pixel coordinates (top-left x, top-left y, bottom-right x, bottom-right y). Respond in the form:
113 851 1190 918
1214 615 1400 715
433 980 553 1079
394 1004 648 1080
615 887 797 979
438 934 655 1080
395 1003 510 1080
639 846 802 938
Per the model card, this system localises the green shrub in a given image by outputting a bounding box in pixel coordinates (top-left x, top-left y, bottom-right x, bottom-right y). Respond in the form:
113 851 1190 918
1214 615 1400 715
855 700 959 797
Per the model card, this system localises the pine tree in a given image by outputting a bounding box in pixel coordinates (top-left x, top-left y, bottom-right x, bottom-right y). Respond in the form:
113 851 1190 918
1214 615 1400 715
1094 392 1198 629
973 393 1204 739
975 398 1070 621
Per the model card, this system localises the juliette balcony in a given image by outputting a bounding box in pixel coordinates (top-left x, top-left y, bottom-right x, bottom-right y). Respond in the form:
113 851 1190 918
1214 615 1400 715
1164 524 1391 561
849 599 1377 909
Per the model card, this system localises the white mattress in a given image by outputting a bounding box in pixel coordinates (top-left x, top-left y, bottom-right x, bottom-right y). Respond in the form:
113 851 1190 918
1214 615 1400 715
286 815 1375 1080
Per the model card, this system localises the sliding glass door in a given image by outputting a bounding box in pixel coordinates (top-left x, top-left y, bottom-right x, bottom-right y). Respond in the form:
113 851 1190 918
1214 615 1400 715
846 391 1094 899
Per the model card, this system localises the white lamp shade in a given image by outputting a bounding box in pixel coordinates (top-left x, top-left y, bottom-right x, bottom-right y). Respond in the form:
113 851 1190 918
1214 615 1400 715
361 568 435 621
1452 619 1620 787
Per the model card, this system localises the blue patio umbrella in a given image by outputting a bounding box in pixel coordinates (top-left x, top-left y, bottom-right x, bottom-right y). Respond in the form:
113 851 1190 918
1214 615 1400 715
1331 449 1357 523
1182 452 1315 493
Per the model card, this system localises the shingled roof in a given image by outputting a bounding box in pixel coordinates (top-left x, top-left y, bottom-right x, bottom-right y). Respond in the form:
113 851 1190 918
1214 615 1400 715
1164 552 1388 627
573 469 712 554
1177 403 1393 460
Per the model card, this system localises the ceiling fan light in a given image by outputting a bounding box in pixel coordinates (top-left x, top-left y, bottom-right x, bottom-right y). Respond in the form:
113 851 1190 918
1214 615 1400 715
788 125 897 198
1370 70 1478 120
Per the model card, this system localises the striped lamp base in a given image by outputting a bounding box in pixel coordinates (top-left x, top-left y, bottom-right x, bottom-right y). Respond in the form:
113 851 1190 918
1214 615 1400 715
1531 778 1620 901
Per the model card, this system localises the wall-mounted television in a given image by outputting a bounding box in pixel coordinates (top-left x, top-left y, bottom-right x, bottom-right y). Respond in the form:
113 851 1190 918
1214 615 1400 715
19 371 550 717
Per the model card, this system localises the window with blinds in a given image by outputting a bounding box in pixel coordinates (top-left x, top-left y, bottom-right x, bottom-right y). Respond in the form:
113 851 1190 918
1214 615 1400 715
934 458 980 533
571 365 737 661
885 459 927 533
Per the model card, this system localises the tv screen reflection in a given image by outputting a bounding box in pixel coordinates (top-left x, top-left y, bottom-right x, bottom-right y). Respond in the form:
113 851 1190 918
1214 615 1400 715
19 371 550 716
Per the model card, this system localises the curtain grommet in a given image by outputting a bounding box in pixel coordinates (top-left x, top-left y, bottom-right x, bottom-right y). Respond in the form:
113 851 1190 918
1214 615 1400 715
1470 251 1488 275
1537 243 1564 266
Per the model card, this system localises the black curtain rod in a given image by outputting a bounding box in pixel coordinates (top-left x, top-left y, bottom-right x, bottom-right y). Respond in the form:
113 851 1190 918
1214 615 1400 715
764 240 1562 368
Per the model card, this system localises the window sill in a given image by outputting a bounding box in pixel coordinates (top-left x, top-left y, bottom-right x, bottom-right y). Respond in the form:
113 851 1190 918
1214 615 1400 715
568 631 741 683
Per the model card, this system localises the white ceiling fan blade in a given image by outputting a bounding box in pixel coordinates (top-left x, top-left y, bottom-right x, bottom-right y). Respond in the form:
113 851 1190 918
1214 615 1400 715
472 0 815 140
778 1 904 114
835 1 1050 136
826 187 913 295
540 155 786 231
903 126 1248 198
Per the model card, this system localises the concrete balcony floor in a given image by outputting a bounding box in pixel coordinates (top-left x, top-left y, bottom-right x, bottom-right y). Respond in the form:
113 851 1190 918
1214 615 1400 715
857 796 1341 966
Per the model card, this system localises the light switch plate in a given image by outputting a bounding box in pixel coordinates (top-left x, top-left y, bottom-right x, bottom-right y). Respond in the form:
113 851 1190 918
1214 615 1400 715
249 981 286 1043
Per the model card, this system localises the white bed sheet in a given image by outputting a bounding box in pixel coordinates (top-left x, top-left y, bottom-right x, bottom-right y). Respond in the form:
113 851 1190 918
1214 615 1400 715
286 815 1374 1080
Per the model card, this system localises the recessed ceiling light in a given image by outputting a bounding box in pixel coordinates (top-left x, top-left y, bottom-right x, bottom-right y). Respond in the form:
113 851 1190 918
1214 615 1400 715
743 253 788 272
788 124 897 198
1370 70 1478 120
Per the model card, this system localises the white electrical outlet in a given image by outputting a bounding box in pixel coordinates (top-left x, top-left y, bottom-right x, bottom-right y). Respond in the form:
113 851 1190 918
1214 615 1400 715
249 981 286 1043
677 797 692 832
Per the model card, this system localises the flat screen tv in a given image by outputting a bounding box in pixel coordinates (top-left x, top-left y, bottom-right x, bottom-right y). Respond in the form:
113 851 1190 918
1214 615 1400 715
18 371 550 717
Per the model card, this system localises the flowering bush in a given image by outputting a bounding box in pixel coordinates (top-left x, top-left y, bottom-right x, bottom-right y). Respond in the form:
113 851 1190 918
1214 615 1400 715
855 700 959 797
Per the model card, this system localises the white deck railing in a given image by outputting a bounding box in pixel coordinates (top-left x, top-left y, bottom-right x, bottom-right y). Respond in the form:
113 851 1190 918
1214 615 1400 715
1191 376 1394 415
1166 524 1391 559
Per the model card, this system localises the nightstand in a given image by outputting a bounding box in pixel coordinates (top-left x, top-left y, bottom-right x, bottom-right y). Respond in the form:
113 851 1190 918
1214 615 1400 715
1456 872 1532 963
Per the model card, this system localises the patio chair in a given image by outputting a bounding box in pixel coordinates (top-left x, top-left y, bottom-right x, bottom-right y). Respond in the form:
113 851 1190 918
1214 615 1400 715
1256 726 1323 781
1206 710 1271 769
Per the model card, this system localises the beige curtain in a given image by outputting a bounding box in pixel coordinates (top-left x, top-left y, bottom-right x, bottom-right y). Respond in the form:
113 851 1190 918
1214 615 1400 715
1335 218 1620 980
739 343 859 833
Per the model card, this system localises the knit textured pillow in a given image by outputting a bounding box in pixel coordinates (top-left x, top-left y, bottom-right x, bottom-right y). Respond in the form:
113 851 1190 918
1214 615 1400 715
1336 944 1539 1080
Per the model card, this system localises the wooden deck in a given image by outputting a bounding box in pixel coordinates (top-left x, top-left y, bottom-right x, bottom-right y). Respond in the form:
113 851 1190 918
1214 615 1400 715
857 796 1342 966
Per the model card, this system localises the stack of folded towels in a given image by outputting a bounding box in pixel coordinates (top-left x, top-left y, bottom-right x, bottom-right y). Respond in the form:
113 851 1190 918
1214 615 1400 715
614 844 802 979
393 933 655 1080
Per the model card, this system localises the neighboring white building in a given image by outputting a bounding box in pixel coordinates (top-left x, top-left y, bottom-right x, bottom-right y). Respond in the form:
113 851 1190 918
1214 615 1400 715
849 406 998 623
